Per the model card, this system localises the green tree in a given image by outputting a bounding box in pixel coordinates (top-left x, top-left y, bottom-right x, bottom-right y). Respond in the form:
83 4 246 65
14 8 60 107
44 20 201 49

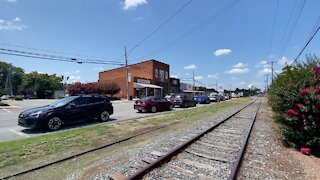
21 72 64 98
0 61 24 95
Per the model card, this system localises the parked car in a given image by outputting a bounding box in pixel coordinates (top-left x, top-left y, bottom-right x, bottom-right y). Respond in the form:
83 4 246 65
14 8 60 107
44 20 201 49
224 94 230 100
1 95 11 100
195 95 211 104
218 93 225 101
231 93 239 98
134 96 173 113
173 93 197 108
18 95 113 131
208 92 220 102
164 94 175 102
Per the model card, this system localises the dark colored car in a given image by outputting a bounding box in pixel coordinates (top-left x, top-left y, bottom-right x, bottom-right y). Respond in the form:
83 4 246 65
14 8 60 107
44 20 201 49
18 96 113 131
195 95 211 104
173 93 197 108
134 96 173 113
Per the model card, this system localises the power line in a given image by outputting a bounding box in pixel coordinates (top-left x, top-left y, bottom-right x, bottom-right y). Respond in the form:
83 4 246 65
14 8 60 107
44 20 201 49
0 48 124 65
135 0 242 59
0 42 122 61
290 17 320 66
0 51 124 65
278 0 307 57
125 0 194 57
267 0 279 56
129 0 225 60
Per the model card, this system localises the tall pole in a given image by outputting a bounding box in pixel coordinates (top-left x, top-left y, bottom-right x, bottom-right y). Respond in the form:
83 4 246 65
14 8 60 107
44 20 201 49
125 46 130 100
216 81 218 92
265 75 269 92
268 61 277 83
192 69 195 90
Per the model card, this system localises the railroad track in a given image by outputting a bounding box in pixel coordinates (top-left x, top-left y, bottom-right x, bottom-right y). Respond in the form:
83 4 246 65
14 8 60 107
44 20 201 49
111 99 261 180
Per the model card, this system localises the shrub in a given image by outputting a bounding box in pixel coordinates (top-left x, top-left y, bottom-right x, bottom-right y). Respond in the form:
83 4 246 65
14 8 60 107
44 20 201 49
268 56 320 155
67 82 120 97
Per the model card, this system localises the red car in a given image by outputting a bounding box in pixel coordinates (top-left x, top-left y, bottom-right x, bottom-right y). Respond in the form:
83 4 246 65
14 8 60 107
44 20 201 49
134 96 173 113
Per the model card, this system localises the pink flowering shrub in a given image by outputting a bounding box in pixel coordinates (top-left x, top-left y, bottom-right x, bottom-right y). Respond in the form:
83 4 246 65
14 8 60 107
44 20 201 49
67 82 120 97
269 57 320 156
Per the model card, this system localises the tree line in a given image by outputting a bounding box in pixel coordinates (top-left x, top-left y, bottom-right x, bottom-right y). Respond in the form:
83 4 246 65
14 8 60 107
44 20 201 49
0 61 64 98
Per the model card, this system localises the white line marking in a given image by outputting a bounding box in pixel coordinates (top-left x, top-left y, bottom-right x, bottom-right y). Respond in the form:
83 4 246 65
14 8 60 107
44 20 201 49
2 109 11 113
9 129 30 138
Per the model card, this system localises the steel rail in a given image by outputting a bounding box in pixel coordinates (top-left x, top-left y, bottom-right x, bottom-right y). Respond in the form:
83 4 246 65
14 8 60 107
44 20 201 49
228 99 262 180
124 99 257 180
1 122 179 180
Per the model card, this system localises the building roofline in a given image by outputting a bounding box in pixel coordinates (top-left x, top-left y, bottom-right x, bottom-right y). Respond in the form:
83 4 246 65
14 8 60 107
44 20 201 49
99 59 169 74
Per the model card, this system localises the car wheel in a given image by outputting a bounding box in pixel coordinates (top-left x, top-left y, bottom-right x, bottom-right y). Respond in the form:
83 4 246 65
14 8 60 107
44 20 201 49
138 110 142 113
169 104 173 111
99 110 110 122
151 106 157 113
184 102 188 108
47 116 62 131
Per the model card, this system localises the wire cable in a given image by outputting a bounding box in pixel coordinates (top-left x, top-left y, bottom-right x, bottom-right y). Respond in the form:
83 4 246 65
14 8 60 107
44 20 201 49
0 48 124 64
290 18 320 66
124 0 194 58
135 0 241 60
0 42 122 61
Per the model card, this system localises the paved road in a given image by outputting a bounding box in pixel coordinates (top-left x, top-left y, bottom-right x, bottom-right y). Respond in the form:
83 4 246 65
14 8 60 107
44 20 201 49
0 99 210 142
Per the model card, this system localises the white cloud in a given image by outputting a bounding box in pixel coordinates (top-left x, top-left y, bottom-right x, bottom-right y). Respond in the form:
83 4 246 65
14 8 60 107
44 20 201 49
122 0 147 10
233 62 246 68
194 76 204 80
258 68 271 76
75 70 80 73
69 75 81 82
255 60 268 68
278 56 293 66
170 75 179 78
0 17 27 31
184 64 197 70
207 73 219 79
13 17 20 22
225 68 249 74
6 0 16 2
214 48 232 56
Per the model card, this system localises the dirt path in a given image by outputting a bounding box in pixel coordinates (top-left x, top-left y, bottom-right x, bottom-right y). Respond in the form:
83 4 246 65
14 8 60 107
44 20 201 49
238 98 320 179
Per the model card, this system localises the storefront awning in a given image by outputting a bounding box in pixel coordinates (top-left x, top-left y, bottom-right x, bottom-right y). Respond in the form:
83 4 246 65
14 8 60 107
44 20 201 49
134 82 163 89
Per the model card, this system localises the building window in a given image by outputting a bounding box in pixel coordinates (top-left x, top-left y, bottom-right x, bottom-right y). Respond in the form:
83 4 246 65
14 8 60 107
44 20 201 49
165 71 168 79
159 70 164 82
155 69 158 78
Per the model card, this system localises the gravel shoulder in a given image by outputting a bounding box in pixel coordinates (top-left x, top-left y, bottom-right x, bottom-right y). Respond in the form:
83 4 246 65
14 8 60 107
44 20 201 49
238 98 320 179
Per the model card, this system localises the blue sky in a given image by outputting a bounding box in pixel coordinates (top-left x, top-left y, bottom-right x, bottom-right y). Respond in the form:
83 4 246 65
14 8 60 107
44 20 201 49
0 0 319 91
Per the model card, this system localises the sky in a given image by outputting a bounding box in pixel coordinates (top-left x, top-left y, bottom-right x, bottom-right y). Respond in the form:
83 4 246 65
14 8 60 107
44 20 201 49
0 0 319 91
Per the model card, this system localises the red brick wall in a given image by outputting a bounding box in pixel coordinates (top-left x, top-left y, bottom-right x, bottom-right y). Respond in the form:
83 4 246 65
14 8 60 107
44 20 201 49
99 60 170 98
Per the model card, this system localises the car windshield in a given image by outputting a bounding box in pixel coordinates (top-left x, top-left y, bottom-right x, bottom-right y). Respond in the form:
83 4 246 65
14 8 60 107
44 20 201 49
49 96 78 107
140 96 155 101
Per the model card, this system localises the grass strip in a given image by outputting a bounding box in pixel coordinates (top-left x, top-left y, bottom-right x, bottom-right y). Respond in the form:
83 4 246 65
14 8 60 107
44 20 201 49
0 98 250 175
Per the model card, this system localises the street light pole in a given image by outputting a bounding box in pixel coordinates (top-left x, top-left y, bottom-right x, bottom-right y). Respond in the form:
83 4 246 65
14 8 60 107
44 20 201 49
125 46 130 100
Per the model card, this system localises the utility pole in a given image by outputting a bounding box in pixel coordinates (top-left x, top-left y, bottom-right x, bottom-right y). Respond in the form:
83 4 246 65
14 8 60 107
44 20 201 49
5 68 13 97
268 61 277 83
265 74 269 92
215 81 218 92
192 69 195 90
125 46 130 100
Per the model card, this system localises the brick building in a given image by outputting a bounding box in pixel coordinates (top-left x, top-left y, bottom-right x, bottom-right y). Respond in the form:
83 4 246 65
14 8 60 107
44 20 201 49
99 59 170 99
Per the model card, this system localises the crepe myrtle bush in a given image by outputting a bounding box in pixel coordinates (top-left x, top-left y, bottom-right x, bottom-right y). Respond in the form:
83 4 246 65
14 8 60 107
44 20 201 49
268 55 319 156
67 82 120 97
